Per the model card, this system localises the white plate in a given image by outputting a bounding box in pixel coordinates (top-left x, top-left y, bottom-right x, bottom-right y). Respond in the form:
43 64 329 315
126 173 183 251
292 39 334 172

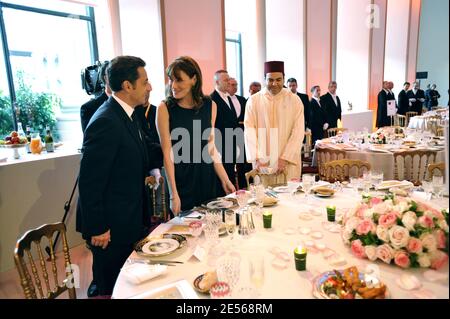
142 238 180 256
273 186 290 193
206 199 234 209
376 180 414 190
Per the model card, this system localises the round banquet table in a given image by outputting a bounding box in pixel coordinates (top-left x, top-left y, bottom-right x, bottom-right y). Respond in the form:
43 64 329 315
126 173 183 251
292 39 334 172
312 142 445 181
112 189 449 299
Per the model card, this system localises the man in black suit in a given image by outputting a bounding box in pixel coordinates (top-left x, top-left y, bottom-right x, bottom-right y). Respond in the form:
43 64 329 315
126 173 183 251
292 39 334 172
397 82 411 115
407 81 426 115
377 81 393 128
310 86 329 145
227 77 251 189
287 78 311 130
428 84 441 109
77 56 159 297
80 61 111 134
211 70 239 194
321 81 342 129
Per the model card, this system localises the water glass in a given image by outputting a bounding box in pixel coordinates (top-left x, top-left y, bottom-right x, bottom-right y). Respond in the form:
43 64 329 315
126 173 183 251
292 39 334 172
224 210 236 245
421 181 433 200
249 255 265 293
302 174 315 200
287 178 301 199
217 255 241 293
236 190 249 209
371 170 384 189
432 176 444 199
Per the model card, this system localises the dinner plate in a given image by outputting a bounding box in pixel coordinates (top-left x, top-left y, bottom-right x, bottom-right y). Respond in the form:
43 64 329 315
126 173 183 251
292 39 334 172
273 186 290 193
314 192 334 198
206 199 234 209
142 238 180 256
376 180 414 190
134 234 187 257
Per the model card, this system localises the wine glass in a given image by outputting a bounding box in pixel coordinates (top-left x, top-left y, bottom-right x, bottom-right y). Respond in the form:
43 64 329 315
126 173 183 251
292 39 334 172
224 210 236 248
302 174 315 201
421 180 433 200
432 176 444 199
287 178 301 199
188 221 202 248
217 255 241 295
371 170 384 190
236 190 249 212
249 255 265 295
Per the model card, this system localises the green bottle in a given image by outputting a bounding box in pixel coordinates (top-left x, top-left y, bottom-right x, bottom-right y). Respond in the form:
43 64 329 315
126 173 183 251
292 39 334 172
44 126 54 152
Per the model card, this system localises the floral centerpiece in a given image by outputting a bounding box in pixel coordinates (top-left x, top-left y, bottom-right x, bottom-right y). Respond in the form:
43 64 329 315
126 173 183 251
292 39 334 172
368 129 387 144
342 194 449 269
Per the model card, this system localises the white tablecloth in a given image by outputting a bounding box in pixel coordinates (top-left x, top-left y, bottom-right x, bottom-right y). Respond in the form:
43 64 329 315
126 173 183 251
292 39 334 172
112 190 449 299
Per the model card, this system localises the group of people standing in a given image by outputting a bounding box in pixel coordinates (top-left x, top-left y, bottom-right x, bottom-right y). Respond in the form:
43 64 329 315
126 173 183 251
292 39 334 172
377 80 441 128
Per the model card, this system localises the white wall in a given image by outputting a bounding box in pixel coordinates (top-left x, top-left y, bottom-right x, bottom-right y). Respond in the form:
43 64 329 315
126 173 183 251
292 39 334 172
417 0 449 103
336 0 371 112
265 0 306 92
119 0 166 106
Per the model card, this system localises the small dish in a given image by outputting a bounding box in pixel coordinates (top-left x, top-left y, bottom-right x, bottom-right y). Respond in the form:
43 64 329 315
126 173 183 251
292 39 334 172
193 274 210 294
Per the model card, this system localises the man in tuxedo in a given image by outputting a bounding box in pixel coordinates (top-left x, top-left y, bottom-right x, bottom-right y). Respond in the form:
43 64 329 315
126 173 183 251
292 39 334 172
310 86 329 145
407 81 426 115
428 84 441 109
287 78 310 130
249 81 262 96
77 56 158 297
211 70 239 194
321 81 342 129
80 61 111 134
377 81 394 128
227 77 251 189
397 82 411 115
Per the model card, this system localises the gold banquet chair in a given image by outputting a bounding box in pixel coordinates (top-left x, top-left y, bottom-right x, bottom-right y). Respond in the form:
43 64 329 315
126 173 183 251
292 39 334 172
14 222 76 299
405 111 418 126
326 127 348 138
394 149 438 186
391 114 407 127
427 162 445 181
436 127 445 137
315 147 346 181
323 159 371 183
145 175 168 225
245 169 287 188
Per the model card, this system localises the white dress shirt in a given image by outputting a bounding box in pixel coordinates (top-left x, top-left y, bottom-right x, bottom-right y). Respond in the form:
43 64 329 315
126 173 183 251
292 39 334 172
330 93 338 106
112 94 134 120
215 89 231 107
229 94 241 118
312 96 321 107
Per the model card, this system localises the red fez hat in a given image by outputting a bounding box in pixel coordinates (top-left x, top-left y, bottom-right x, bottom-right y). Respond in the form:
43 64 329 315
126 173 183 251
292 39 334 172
264 61 284 75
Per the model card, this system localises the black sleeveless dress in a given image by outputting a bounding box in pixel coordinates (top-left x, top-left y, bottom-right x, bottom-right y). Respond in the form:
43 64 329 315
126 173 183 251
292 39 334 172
168 99 218 211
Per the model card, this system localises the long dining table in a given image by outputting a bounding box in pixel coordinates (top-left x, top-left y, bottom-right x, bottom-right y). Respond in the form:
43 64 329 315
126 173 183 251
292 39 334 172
112 188 449 299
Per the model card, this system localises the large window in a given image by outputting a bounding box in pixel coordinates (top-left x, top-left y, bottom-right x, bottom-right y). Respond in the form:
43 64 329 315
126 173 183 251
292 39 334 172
0 0 99 145
226 31 243 96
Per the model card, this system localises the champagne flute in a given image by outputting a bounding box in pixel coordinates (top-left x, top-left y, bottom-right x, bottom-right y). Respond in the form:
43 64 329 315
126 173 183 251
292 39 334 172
224 210 236 248
249 255 265 295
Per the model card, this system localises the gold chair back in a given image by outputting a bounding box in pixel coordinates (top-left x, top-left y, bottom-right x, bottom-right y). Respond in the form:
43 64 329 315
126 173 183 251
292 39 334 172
391 114 407 127
394 149 437 186
326 128 348 138
145 175 168 223
245 169 287 188
427 162 445 180
316 147 346 180
436 127 445 137
14 222 76 299
302 131 313 159
405 111 418 126
323 159 371 182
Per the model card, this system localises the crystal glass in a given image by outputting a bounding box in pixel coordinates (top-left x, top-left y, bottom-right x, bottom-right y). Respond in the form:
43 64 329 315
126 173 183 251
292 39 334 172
188 221 202 247
370 170 384 190
224 210 236 247
302 174 315 200
203 223 219 248
249 255 265 294
236 190 249 209
421 180 433 200
350 176 361 194
254 184 265 212
432 176 444 199
217 255 241 294
287 178 301 199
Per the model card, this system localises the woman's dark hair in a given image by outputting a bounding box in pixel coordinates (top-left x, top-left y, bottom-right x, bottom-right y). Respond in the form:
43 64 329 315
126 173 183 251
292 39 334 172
165 56 209 111
108 56 145 92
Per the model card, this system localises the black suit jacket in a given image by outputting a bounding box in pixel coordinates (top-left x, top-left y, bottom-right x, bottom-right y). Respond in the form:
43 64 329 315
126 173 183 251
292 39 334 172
376 90 392 128
77 97 155 245
397 90 409 115
80 92 108 134
210 90 239 162
310 98 328 144
321 92 342 129
406 89 426 115
297 92 311 129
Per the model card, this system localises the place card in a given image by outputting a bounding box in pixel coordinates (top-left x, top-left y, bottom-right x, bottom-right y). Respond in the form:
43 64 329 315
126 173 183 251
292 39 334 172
191 245 207 262
310 231 323 239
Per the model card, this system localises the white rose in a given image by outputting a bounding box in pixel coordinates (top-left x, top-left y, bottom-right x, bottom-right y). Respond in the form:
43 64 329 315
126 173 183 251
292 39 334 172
376 225 390 243
342 229 353 245
418 253 431 268
373 202 389 215
420 233 437 252
389 226 410 249
424 210 436 219
396 201 409 213
345 217 360 233
385 199 394 208
401 211 417 231
364 208 375 219
364 246 377 261
437 219 449 233
376 244 395 264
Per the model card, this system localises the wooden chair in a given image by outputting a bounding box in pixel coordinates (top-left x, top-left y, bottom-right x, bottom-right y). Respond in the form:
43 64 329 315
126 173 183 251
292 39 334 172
323 159 371 183
145 175 168 225
393 149 437 186
302 131 313 160
245 169 287 188
427 162 445 181
405 111 418 126
14 222 76 299
391 114 407 127
326 127 348 138
315 147 346 181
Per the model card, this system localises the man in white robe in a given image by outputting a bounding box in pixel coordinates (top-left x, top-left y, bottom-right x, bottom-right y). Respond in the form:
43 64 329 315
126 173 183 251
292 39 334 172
244 61 305 183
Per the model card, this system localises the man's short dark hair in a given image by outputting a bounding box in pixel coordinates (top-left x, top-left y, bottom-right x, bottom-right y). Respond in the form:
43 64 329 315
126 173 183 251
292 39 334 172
287 78 297 84
108 56 146 92
311 85 320 93
404 82 410 86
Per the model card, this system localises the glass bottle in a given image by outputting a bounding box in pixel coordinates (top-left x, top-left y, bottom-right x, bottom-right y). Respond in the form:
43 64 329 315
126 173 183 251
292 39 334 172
17 122 25 137
44 126 54 152
25 126 31 153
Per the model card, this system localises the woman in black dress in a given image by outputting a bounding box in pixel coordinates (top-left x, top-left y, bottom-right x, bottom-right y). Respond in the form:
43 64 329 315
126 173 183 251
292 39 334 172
157 56 236 215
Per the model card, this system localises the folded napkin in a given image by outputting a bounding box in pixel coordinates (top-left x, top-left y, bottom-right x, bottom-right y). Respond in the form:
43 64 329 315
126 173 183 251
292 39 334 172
122 263 167 285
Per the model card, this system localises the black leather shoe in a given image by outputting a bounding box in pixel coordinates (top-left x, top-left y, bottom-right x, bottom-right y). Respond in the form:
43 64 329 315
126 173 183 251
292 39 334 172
87 281 99 297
